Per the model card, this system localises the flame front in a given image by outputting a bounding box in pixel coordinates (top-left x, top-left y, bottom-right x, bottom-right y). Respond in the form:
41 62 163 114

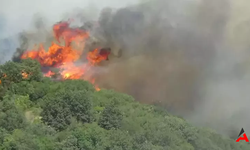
21 21 109 91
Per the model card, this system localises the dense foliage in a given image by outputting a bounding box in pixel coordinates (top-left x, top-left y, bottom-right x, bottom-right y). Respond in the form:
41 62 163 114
0 59 249 150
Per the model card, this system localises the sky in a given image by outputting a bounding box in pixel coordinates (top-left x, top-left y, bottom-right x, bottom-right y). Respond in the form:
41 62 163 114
0 0 139 37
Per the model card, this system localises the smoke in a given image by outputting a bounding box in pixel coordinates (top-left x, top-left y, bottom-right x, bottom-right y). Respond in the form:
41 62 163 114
0 0 138 62
1 0 250 137
96 0 250 137
98 0 221 113
188 0 250 136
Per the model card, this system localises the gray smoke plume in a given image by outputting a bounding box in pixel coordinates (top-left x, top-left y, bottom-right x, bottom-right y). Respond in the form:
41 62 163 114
1 0 250 137
97 0 250 137
0 0 138 62
98 0 225 112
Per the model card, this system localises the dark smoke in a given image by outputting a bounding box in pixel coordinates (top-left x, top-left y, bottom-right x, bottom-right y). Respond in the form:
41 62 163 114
2 0 250 137
98 0 229 113
97 0 250 136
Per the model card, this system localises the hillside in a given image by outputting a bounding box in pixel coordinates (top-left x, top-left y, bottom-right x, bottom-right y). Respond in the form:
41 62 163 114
0 59 248 150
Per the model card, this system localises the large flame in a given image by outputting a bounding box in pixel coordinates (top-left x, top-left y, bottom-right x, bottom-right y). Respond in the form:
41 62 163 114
20 21 110 91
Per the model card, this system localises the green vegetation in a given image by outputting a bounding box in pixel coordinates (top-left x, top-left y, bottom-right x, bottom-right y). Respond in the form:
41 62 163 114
0 59 249 150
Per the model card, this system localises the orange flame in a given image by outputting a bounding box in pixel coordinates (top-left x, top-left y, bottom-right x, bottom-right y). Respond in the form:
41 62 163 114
91 78 100 91
20 21 109 91
87 48 110 65
44 70 55 77
21 43 82 67
0 72 28 84
21 71 29 79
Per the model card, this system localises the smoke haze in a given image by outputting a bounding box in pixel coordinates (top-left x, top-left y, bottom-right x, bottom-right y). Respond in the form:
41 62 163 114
0 0 138 62
1 0 250 137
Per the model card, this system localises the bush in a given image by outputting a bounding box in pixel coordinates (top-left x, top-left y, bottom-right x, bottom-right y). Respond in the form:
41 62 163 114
0 96 27 131
98 103 123 130
0 58 248 149
41 90 93 131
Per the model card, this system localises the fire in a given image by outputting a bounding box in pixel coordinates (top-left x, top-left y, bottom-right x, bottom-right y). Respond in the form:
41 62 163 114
44 70 55 77
21 71 29 79
87 48 110 65
53 21 88 47
0 72 29 85
60 63 88 79
20 21 109 91
91 78 100 91
21 43 82 67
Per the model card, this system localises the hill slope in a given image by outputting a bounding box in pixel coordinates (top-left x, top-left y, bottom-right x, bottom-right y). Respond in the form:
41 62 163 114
0 59 248 150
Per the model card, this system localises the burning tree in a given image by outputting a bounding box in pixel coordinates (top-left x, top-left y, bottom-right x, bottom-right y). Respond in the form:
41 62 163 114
18 21 113 91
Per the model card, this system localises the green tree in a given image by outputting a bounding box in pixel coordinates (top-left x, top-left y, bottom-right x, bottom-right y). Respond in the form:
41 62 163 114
0 59 42 87
98 103 123 130
72 123 110 150
0 61 24 86
41 98 73 131
1 129 38 150
20 58 43 82
60 135 79 150
0 33 249 150
41 90 93 131
29 81 51 102
0 95 27 131
107 129 133 150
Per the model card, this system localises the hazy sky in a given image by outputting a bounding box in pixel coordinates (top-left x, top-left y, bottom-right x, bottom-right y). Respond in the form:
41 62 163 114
0 0 139 37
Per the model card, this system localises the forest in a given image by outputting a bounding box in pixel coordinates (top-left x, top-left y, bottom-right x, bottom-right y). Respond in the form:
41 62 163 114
0 59 248 150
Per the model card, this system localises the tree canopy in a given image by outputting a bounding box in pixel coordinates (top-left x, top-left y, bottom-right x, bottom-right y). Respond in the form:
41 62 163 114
0 59 248 150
